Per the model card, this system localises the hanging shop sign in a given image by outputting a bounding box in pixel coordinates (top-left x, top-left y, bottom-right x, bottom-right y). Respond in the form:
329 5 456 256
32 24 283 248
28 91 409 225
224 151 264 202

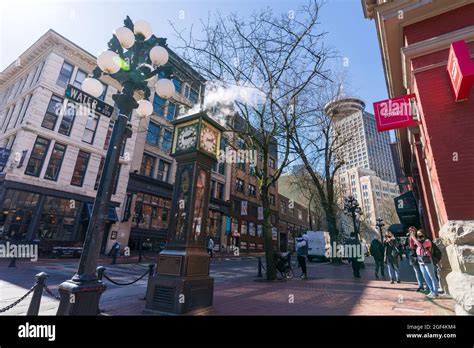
447 40 474 102
373 94 417 132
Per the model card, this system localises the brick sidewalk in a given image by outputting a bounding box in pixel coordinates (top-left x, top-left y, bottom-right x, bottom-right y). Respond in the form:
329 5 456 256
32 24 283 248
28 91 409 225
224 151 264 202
103 259 455 316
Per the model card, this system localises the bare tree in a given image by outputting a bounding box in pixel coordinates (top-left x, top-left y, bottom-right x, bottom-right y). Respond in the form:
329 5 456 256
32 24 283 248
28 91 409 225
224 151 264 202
172 0 332 279
290 75 353 262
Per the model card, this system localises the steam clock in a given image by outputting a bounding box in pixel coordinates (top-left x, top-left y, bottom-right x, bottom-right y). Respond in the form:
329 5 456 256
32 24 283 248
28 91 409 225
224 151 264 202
145 112 225 314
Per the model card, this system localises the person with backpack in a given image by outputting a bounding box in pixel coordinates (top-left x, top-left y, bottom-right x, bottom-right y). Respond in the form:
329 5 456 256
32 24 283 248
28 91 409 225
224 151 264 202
384 232 400 284
410 229 439 298
369 236 385 279
407 226 427 292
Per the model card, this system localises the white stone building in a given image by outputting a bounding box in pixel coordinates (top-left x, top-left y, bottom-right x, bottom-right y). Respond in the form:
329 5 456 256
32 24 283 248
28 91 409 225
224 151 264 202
0 29 138 254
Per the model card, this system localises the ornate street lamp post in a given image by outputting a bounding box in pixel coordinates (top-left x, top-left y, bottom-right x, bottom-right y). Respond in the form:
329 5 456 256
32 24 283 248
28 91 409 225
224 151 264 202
376 217 385 243
344 195 363 241
57 16 175 315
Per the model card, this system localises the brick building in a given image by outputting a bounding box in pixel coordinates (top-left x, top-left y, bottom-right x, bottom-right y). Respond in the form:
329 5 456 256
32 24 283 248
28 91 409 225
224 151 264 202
278 194 309 252
362 0 474 315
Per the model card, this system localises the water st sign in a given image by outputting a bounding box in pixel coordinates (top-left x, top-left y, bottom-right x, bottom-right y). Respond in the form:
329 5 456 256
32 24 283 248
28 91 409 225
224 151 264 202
447 40 474 102
373 94 417 132
64 84 114 117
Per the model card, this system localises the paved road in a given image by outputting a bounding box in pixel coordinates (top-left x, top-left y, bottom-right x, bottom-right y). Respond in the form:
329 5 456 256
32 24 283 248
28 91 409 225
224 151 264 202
0 256 260 315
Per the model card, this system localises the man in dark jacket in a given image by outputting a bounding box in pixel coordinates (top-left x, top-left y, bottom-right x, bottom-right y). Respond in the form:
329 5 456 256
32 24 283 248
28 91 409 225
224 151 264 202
295 234 308 279
347 232 362 278
369 237 385 279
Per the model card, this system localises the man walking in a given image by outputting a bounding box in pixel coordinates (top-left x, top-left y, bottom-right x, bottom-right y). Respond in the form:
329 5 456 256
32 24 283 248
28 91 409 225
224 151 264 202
295 234 308 279
110 241 121 265
347 232 362 278
369 236 385 279
207 237 214 258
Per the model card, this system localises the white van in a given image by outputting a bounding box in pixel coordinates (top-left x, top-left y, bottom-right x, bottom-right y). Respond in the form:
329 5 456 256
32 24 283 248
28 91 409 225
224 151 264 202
302 231 330 261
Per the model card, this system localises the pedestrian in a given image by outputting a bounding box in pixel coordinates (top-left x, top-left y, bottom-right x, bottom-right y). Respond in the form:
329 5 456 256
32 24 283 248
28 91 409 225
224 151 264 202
295 233 308 279
110 241 120 265
410 229 439 298
384 232 400 284
347 232 362 278
407 226 427 293
207 237 214 258
369 236 385 279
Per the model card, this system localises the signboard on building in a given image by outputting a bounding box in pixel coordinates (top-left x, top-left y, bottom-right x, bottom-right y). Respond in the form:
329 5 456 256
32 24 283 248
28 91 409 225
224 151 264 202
447 40 474 102
373 94 417 132
65 84 114 117
0 148 11 166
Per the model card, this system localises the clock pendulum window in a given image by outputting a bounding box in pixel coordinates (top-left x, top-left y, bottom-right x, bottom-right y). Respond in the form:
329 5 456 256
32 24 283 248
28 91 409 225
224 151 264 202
145 112 225 315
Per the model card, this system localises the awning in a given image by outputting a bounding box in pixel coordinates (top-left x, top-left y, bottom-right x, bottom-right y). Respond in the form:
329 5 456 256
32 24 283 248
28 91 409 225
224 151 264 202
84 203 119 222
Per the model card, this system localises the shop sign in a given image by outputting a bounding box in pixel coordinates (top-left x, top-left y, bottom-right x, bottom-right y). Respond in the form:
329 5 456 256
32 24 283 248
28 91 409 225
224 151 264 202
447 40 474 102
373 94 417 132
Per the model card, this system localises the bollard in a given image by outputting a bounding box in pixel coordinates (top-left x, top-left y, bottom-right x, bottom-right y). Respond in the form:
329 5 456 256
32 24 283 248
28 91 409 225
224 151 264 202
27 272 49 316
97 266 106 281
141 264 155 301
257 257 263 277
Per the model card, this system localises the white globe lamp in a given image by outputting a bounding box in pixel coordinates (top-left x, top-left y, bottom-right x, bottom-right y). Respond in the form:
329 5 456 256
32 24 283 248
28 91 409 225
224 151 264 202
149 46 169 66
97 50 121 74
155 78 175 99
82 78 104 98
134 20 152 40
114 27 135 49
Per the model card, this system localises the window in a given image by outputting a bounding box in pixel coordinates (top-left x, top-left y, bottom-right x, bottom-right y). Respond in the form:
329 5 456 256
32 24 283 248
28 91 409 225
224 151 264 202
157 159 170 182
133 193 171 231
25 137 50 177
189 89 199 105
248 184 256 197
269 194 275 205
104 121 114 150
172 79 182 93
82 112 99 144
57 61 74 88
140 154 156 177
34 61 45 85
162 129 172 151
235 179 244 193
44 143 67 181
58 101 76 136
269 157 275 169
72 69 87 89
210 180 216 198
42 95 63 130
280 201 287 214
217 183 225 200
146 122 160 146
166 102 176 121
1 107 13 130
70 151 90 186
153 95 165 116
237 162 246 171
17 94 32 126
94 157 105 190
98 82 108 101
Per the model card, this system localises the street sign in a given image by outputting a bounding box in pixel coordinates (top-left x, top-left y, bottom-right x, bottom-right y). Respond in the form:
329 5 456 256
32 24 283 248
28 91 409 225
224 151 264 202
64 84 114 117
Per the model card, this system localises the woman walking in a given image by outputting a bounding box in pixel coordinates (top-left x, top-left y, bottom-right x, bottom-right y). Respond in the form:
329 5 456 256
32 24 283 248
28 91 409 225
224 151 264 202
410 229 439 298
384 232 400 284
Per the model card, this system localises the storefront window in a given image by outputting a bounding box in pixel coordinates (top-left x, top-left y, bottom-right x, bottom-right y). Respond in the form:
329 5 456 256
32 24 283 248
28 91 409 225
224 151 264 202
0 190 39 240
37 196 78 241
133 192 170 231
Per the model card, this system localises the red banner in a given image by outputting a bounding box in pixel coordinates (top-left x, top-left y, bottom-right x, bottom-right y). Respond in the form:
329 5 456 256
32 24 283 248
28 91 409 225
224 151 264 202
373 94 417 132
447 40 474 102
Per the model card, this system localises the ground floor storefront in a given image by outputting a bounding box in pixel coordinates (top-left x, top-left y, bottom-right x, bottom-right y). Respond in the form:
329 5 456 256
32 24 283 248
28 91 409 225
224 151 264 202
0 180 119 255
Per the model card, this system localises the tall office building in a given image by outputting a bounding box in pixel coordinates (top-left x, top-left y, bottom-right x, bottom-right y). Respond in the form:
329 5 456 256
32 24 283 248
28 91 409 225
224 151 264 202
326 97 396 183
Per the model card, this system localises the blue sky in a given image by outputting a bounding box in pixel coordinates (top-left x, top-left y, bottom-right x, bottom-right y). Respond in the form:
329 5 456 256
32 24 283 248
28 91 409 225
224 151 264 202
0 0 388 113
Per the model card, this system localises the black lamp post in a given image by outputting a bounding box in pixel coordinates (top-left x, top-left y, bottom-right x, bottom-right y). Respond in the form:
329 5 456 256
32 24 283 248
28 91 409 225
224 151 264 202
56 16 175 315
344 195 363 241
376 217 385 243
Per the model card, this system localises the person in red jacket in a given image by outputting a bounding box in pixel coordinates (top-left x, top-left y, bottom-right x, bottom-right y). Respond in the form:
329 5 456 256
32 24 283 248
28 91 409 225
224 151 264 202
410 229 439 298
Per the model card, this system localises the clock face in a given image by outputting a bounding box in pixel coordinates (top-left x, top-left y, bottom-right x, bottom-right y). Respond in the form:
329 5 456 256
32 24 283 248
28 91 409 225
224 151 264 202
176 124 197 151
200 124 218 154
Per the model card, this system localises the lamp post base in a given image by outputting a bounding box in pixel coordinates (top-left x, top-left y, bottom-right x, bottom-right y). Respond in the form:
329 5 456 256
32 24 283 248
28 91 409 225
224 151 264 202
56 279 107 316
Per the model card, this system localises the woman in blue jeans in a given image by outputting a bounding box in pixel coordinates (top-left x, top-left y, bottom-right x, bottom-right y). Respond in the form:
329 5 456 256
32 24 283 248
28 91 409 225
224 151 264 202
384 232 400 283
410 229 438 298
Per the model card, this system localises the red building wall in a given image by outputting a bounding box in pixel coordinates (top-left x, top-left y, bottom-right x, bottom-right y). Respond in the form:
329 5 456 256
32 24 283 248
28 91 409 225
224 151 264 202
403 7 474 232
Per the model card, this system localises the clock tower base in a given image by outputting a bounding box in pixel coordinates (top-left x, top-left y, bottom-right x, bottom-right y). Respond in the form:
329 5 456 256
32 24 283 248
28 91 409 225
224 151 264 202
145 247 213 314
